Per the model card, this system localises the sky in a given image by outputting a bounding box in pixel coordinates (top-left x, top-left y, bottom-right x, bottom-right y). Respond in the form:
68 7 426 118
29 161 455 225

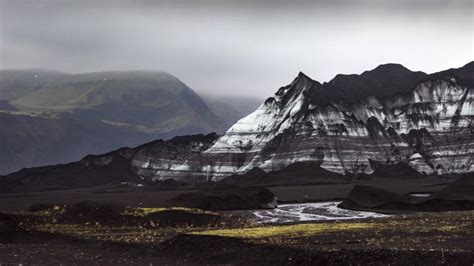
0 0 473 99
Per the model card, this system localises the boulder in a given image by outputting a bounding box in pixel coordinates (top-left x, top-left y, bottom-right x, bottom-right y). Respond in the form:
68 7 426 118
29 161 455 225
165 187 277 211
339 176 474 212
339 185 407 209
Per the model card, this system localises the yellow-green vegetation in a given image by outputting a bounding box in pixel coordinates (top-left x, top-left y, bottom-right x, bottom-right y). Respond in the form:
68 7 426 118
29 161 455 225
0 110 56 117
382 212 474 234
191 222 375 238
12 205 473 251
127 207 218 216
29 205 217 217
32 223 185 243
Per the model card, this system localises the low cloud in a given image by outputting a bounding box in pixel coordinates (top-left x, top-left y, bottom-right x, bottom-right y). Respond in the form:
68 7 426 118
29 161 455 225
1 0 472 98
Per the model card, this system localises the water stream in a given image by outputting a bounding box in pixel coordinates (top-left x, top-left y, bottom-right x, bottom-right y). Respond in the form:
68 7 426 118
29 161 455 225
252 201 388 224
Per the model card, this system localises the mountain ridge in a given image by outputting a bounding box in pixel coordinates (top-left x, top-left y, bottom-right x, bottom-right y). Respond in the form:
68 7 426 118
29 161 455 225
0 70 236 174
2 62 473 191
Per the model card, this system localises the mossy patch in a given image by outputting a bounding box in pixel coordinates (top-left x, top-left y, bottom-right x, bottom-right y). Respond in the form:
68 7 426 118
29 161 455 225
129 207 218 216
191 222 375 238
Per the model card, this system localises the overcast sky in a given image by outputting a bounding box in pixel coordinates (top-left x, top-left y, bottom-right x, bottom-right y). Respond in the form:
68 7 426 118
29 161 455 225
0 0 473 98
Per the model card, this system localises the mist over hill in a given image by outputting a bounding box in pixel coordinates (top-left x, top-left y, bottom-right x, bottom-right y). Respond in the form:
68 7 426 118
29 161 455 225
201 94 262 126
0 70 256 174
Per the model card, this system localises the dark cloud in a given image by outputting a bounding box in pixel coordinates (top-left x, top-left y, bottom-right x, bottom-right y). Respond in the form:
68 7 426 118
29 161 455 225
1 0 472 98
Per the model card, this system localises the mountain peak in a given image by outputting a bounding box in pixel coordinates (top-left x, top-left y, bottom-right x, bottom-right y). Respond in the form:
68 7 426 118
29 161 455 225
369 63 412 74
292 71 316 85
272 71 321 106
362 63 424 80
321 63 427 103
297 71 311 79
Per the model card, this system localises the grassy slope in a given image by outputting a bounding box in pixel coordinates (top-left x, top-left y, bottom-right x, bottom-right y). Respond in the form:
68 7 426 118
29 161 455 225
0 69 67 101
0 70 224 174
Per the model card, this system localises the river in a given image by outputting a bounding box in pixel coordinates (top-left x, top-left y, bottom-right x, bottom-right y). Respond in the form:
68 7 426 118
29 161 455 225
252 201 388 224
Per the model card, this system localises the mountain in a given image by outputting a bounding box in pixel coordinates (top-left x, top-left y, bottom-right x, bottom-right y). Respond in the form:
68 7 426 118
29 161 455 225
201 94 262 127
1 133 219 192
0 70 226 174
2 62 473 191
203 62 472 178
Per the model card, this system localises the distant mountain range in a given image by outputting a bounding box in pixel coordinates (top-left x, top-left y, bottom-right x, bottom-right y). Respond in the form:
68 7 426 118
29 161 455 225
0 70 260 174
2 62 472 192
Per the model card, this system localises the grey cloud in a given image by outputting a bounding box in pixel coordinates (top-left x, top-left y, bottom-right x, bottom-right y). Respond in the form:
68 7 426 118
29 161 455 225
0 0 472 98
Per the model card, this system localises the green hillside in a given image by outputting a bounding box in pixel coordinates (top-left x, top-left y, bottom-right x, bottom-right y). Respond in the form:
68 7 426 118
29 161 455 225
0 70 229 174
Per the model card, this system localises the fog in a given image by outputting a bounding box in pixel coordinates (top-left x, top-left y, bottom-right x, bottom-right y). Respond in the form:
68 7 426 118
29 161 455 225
1 0 472 98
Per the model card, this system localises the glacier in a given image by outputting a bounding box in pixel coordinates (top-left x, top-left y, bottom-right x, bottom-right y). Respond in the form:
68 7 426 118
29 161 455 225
6 62 473 187
127 63 473 182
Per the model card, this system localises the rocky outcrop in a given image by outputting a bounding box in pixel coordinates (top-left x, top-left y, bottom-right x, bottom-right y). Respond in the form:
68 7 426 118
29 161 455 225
2 133 219 191
339 172 474 212
3 62 473 189
164 187 277 210
220 162 348 186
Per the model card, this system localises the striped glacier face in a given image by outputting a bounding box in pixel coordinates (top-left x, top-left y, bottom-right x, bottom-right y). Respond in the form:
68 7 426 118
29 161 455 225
121 63 474 182
194 78 472 179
